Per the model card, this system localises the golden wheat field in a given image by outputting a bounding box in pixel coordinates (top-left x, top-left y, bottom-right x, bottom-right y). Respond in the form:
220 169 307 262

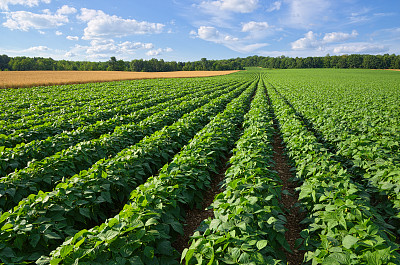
0 70 239 89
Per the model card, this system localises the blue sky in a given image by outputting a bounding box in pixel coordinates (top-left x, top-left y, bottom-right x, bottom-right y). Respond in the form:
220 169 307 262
0 0 399 61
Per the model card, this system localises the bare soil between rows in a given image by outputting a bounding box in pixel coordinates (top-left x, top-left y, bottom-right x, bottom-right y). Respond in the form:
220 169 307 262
172 155 231 254
0 70 239 89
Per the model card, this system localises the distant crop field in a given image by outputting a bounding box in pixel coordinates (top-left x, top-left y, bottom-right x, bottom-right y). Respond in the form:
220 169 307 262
0 70 239 88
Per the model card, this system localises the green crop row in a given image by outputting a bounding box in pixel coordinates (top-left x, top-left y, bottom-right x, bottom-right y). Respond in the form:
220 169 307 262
182 79 289 264
267 70 400 225
0 82 242 213
0 83 173 135
266 78 400 264
40 78 257 265
0 80 165 120
0 79 254 264
0 81 209 148
0 80 239 177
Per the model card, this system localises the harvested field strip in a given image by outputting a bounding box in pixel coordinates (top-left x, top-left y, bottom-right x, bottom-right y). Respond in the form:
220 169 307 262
0 70 239 89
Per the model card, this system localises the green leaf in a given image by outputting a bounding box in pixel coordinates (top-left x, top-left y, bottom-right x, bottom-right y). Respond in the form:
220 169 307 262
231 247 241 261
156 240 173 256
60 245 73 258
256 240 268 250
342 235 358 249
0 247 15 258
105 230 119 241
171 221 183 235
79 208 91 219
1 223 13 231
145 218 158 226
44 232 62 240
144 246 154 259
129 256 144 265
30 234 41 248
209 219 221 230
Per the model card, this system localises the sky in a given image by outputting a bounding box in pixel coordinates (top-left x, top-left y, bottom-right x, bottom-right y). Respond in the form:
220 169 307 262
0 0 399 62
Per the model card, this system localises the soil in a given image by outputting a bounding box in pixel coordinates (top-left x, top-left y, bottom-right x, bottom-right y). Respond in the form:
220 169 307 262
271 122 306 265
0 70 239 89
172 156 231 254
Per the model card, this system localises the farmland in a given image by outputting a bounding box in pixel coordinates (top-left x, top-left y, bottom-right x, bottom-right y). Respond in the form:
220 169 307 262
0 71 239 89
0 68 399 264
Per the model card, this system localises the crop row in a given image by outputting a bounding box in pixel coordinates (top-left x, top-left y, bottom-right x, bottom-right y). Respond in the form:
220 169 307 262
269 81 400 221
0 81 246 213
0 83 168 134
0 79 255 264
0 79 179 119
182 79 290 264
39 78 257 264
265 78 400 264
0 80 231 148
0 80 241 177
0 81 154 121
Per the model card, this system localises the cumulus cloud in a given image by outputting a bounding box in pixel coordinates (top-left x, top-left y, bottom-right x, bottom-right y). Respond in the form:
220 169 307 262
0 0 51 10
323 30 358 43
291 30 358 50
66 35 79 41
242 21 270 32
333 43 388 54
146 47 173 56
191 26 268 53
291 31 318 50
55 30 62 35
3 5 75 31
267 1 281 12
195 26 239 43
26 45 49 51
56 5 77 15
198 0 259 13
84 39 155 56
77 8 164 40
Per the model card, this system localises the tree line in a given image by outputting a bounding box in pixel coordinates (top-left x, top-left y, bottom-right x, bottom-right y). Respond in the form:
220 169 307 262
0 54 399 72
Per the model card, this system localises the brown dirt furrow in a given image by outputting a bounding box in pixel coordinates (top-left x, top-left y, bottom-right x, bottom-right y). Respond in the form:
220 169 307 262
172 155 231 254
272 121 306 265
0 70 239 89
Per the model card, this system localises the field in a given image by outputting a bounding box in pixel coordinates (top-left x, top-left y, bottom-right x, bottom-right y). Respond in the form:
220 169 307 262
0 68 399 264
0 70 239 89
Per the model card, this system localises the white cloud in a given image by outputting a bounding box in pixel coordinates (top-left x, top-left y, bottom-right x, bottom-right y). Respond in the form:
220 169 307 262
55 30 62 35
284 0 331 29
26 45 49 51
3 6 75 31
0 0 51 10
196 26 239 43
242 21 270 32
66 35 79 41
291 31 318 50
78 8 164 40
64 51 75 57
198 0 259 13
146 47 173 57
192 26 268 53
82 39 156 57
119 41 154 51
333 43 388 54
267 1 281 12
56 5 77 15
291 30 358 50
323 30 358 43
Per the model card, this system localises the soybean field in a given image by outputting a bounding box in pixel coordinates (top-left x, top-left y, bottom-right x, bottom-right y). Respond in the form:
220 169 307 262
0 69 400 264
